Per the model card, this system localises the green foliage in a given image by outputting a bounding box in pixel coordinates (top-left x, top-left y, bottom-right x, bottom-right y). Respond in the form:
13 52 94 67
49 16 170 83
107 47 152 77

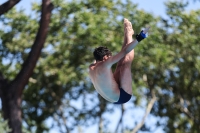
0 7 38 80
0 114 11 133
148 1 200 133
0 0 200 133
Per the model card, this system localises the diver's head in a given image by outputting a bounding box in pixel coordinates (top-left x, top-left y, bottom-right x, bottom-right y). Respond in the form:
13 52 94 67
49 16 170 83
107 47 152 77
93 46 112 61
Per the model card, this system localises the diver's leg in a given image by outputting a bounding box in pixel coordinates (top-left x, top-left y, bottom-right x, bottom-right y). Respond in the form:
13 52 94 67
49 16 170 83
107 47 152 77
121 18 134 50
114 18 134 95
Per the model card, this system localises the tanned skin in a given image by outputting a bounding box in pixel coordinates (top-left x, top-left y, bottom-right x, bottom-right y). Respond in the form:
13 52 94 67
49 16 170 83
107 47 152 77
89 18 137 102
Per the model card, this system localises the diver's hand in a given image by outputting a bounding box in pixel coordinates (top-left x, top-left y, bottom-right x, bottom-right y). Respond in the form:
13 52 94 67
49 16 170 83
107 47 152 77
136 27 150 42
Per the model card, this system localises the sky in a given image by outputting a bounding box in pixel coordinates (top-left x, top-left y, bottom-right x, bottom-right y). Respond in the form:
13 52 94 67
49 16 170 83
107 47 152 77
134 0 200 17
0 0 200 133
1 0 199 16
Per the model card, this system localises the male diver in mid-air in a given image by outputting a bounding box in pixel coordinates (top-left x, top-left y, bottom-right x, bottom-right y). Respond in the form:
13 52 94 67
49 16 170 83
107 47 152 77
89 18 149 104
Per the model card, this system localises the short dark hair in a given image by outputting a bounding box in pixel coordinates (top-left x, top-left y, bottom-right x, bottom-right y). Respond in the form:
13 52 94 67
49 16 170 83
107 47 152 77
93 46 112 61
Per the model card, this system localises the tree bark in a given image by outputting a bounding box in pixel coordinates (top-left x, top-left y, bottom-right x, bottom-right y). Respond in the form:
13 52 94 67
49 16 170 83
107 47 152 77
0 0 21 16
1 87 22 133
0 0 53 133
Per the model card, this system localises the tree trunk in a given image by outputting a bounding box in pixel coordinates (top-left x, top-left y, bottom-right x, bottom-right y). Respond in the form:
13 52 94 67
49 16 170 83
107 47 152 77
1 84 22 133
0 0 53 132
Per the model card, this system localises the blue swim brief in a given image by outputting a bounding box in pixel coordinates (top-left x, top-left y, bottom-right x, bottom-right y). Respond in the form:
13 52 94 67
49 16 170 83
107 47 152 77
114 88 132 104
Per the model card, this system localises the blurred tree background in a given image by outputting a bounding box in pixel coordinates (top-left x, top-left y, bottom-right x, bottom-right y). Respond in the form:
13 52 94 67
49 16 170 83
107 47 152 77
0 0 200 133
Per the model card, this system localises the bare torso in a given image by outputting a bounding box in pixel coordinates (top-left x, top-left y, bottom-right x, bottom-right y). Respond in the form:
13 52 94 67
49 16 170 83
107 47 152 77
89 60 120 102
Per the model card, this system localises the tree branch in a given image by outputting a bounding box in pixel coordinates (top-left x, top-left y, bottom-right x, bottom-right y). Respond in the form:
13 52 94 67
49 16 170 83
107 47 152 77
54 106 70 133
178 95 199 127
98 96 106 133
179 95 194 119
99 115 103 133
0 0 21 16
0 72 5 97
10 0 54 96
132 94 157 133
115 104 125 133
